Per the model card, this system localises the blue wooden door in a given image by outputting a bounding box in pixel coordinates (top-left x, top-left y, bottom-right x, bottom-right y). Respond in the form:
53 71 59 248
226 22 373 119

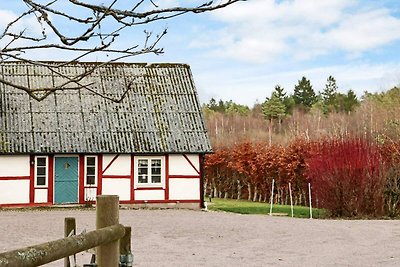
55 157 78 204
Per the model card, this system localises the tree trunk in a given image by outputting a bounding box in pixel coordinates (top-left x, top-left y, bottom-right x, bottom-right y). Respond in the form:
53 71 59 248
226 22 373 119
268 119 273 146
253 186 258 202
248 184 252 201
237 180 242 200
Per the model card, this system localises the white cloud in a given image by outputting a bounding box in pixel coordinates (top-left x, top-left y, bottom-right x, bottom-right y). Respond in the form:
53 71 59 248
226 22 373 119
197 0 400 63
329 9 400 52
0 10 17 29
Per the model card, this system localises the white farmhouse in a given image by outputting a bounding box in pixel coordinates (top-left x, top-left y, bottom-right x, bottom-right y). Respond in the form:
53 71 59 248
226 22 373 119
0 61 211 208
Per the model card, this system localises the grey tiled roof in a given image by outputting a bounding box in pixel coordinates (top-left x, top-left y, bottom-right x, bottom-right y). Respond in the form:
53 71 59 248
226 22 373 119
0 61 212 154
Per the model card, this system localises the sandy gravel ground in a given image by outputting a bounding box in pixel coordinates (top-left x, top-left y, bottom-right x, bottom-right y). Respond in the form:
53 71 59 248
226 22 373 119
1 209 400 267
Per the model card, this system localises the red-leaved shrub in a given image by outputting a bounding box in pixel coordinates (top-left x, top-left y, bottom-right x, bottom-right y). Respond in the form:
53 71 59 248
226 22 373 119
306 138 384 217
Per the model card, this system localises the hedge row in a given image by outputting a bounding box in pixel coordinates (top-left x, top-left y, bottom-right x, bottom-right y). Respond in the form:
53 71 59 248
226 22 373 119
204 138 400 217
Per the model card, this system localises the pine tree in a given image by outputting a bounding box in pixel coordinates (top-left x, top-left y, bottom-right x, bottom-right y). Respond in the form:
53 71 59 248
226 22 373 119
272 85 286 100
293 76 317 110
333 90 359 113
321 75 338 114
271 84 294 115
262 95 286 121
262 94 286 145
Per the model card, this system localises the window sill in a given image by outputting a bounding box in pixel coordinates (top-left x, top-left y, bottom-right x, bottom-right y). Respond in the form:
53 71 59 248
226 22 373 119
135 186 164 190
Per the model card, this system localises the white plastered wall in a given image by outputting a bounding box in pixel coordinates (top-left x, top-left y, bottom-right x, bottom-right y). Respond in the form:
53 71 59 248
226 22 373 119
0 180 30 204
168 154 199 176
102 179 131 201
34 189 48 203
169 179 200 200
0 155 30 177
103 154 131 176
84 187 97 202
135 190 164 201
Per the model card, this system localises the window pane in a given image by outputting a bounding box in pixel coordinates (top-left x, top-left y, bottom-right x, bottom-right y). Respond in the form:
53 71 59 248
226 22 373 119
37 167 46 176
151 167 161 175
138 160 148 168
138 167 148 175
37 158 46 166
37 176 45 186
138 175 148 183
87 167 95 176
87 157 96 166
87 175 95 185
152 175 161 183
151 159 161 167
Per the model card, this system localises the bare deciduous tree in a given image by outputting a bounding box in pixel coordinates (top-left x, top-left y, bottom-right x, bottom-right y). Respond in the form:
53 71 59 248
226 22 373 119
0 0 242 101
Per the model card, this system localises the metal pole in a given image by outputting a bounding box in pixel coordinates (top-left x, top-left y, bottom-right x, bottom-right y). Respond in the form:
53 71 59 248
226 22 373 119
289 182 294 218
64 217 76 267
269 179 275 216
96 195 120 267
308 183 313 219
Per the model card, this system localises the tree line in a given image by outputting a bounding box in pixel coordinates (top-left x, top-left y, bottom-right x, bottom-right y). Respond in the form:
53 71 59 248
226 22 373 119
203 83 400 217
204 75 359 117
203 84 399 147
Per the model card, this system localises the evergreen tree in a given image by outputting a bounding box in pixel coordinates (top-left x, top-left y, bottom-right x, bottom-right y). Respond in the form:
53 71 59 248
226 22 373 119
261 94 286 122
272 85 286 100
271 84 294 115
334 90 359 113
343 90 359 113
262 94 286 145
206 98 218 111
321 75 338 114
293 76 317 110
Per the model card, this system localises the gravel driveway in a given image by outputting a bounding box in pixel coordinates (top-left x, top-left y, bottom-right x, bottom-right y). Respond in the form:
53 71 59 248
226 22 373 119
1 209 400 266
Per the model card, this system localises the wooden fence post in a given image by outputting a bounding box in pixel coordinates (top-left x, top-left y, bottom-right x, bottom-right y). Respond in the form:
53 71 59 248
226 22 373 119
96 195 119 267
119 226 133 266
120 226 131 255
64 217 76 267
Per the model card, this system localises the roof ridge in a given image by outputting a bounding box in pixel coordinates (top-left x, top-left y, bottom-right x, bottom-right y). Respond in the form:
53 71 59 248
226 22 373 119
0 61 190 68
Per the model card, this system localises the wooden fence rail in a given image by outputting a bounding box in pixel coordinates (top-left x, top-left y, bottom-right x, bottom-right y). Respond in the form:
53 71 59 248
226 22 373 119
0 195 131 267
0 224 125 267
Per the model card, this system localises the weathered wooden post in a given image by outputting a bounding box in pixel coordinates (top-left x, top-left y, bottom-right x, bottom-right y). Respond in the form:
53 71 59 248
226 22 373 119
64 217 76 267
96 195 120 267
119 226 133 266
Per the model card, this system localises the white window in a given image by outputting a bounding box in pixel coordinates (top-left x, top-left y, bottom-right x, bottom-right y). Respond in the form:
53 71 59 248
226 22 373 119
35 156 48 187
134 156 165 188
85 156 97 186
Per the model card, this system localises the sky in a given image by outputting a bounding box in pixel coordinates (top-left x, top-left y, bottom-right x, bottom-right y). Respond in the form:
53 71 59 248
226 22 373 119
1 0 400 106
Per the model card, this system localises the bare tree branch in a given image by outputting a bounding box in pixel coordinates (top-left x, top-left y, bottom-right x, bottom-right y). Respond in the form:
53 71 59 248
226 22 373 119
0 0 243 101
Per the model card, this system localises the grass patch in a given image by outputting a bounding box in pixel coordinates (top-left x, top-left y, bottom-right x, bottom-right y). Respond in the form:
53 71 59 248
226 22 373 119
207 198 326 218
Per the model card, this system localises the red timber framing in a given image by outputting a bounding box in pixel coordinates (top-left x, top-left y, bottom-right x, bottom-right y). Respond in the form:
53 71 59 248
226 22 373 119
1 153 205 207
120 199 201 205
102 154 120 175
47 155 54 204
199 154 205 208
130 154 135 202
165 154 169 201
29 155 35 204
182 154 200 175
78 155 85 204
0 176 30 180
97 154 103 196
